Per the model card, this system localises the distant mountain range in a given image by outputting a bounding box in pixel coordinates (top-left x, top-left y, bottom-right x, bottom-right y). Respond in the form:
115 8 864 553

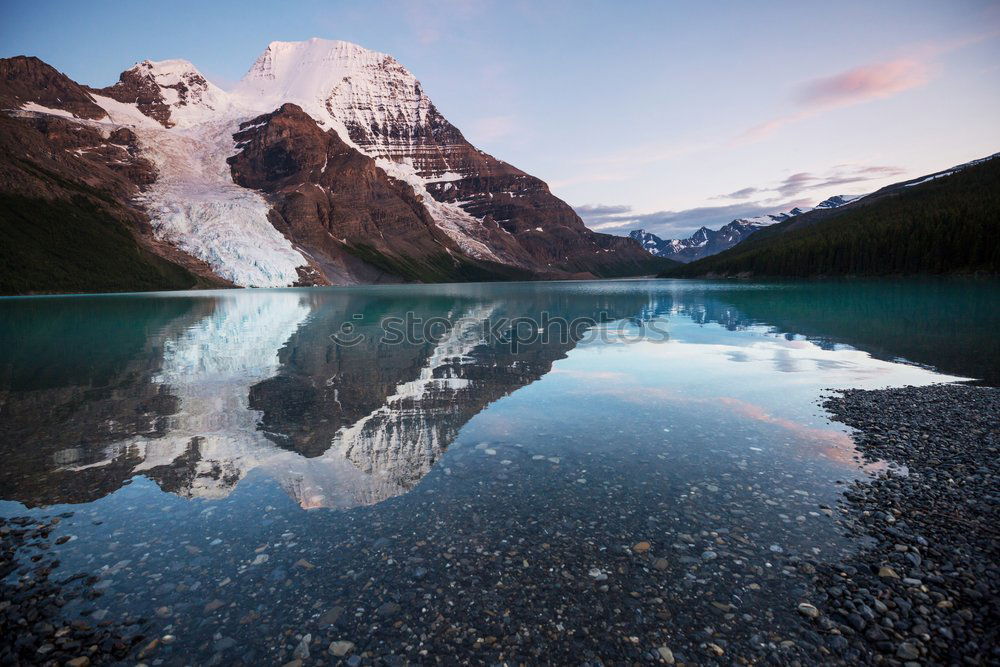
661 153 1000 278
0 40 672 295
630 195 858 263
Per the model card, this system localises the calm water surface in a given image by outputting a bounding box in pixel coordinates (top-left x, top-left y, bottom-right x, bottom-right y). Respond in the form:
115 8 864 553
1 279 997 663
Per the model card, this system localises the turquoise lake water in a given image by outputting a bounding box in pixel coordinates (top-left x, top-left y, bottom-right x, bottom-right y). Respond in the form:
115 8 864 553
1 278 996 663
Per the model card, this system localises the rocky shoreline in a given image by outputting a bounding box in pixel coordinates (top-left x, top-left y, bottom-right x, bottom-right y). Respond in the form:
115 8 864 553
806 384 1000 664
0 513 149 666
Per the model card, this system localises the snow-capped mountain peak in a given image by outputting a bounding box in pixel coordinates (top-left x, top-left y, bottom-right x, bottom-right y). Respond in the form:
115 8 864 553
630 194 857 263
242 38 390 82
815 194 860 209
3 42 655 290
232 38 434 157
101 58 234 128
127 58 201 80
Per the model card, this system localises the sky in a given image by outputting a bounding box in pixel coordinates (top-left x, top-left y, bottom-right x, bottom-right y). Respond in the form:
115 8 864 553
4 0 999 239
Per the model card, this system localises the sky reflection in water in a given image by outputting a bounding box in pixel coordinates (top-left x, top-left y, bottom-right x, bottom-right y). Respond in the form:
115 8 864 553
0 279 994 662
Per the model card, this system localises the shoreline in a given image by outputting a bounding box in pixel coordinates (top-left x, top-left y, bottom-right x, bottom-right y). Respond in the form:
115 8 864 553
807 383 999 664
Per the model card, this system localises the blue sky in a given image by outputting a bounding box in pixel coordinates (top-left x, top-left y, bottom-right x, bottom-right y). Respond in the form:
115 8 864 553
4 0 999 238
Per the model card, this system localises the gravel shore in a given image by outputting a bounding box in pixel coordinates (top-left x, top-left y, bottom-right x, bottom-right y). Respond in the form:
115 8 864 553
812 384 1000 665
1 513 149 666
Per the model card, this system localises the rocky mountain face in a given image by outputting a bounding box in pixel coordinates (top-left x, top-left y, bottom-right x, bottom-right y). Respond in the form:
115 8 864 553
0 56 107 120
630 198 857 263
230 40 657 277
1 40 664 293
228 103 507 284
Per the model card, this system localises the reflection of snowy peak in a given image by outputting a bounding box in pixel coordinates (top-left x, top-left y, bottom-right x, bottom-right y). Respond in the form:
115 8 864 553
324 307 493 494
89 293 312 498
54 298 550 510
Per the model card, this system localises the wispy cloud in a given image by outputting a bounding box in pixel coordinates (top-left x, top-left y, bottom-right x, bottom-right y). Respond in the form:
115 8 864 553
773 164 906 197
575 200 811 238
709 163 905 201
711 187 760 201
579 162 906 238
795 59 930 108
737 58 932 144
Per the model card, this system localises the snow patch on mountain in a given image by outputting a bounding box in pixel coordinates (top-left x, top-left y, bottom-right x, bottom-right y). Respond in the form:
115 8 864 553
88 93 165 129
131 119 309 287
901 152 999 187
375 157 505 263
815 194 860 209
20 102 78 119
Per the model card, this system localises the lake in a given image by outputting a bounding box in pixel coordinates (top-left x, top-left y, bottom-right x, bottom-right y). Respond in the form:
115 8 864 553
1 278 997 664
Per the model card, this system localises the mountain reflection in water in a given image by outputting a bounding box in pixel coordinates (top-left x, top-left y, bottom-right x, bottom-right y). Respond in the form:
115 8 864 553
0 279 993 510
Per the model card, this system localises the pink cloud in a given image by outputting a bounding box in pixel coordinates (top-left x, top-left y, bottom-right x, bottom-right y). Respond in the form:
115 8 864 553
795 59 930 109
735 58 931 144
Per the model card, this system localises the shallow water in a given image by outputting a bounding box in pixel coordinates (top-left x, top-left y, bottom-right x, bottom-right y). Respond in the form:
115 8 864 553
1 279 996 663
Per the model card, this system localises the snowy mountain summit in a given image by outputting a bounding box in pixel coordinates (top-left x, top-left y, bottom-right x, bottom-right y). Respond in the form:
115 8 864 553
1 40 657 289
233 39 435 156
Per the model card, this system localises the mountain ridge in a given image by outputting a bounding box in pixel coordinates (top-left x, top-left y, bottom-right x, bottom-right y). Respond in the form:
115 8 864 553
629 196 858 263
0 40 671 294
660 153 1000 278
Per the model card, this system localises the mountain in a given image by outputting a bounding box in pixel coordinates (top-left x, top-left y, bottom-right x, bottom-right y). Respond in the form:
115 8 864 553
661 153 1000 278
629 198 856 263
0 41 670 294
0 57 228 295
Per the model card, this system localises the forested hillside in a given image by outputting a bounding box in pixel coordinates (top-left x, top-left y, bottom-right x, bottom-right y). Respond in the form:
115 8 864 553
662 156 1000 278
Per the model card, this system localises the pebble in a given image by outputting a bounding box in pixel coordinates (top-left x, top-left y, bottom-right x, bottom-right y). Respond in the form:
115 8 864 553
376 602 400 617
656 645 675 663
896 642 920 660
292 634 311 660
797 602 820 618
329 641 355 657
